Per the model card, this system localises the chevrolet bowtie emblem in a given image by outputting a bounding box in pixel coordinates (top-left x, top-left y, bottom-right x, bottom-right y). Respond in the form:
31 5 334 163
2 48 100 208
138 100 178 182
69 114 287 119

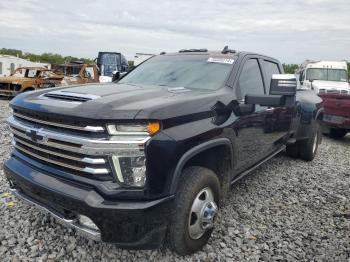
25 130 44 142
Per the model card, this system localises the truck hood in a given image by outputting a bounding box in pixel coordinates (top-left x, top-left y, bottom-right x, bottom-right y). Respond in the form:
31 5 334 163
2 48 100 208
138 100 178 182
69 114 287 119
312 80 350 92
11 83 229 121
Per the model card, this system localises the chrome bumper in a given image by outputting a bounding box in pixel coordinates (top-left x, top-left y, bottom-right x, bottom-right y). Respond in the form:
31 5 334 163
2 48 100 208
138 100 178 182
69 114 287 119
9 188 101 241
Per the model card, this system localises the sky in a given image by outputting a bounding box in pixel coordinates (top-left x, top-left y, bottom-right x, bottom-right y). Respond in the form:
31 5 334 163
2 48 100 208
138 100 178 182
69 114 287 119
0 0 349 64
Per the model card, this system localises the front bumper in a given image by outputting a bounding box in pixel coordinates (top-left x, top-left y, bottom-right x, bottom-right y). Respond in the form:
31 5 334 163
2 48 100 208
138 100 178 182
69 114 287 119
323 114 350 130
4 156 173 249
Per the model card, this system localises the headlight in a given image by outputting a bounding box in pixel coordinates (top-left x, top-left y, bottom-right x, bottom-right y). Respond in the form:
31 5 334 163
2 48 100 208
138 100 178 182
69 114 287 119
106 122 160 135
107 122 160 187
111 155 146 187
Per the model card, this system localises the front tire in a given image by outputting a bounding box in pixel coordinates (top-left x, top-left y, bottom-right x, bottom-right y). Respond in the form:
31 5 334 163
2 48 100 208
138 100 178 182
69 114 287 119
167 166 220 255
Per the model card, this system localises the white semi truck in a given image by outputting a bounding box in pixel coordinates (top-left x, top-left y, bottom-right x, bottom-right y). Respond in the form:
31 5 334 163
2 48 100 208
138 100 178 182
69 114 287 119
297 60 349 94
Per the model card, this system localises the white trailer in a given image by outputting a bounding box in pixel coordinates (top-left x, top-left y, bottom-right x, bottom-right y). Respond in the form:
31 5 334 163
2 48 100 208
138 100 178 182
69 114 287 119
0 55 49 77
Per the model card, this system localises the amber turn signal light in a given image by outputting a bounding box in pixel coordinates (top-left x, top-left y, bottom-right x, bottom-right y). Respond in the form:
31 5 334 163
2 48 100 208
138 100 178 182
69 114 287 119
147 122 161 135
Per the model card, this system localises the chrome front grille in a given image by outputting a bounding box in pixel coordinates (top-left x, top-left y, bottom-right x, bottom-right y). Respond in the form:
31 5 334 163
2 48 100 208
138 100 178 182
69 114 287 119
7 115 150 181
318 89 349 95
9 124 110 177
13 110 105 133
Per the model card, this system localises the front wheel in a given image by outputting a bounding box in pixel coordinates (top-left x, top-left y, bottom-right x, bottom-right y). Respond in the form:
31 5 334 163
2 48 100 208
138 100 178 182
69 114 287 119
167 166 220 255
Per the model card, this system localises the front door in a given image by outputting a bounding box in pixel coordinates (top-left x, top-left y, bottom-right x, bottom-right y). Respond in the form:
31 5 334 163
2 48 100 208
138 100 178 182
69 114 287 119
233 58 270 172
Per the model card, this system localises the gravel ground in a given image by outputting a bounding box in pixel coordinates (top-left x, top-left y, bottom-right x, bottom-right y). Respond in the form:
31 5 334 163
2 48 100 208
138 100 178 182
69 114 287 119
0 99 350 261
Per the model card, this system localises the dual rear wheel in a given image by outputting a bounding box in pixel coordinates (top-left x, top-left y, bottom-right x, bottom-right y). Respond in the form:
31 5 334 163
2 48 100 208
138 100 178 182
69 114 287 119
286 122 321 161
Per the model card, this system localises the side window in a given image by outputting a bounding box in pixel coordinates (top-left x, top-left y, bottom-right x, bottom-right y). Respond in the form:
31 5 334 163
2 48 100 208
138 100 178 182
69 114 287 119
84 66 95 79
0 62 2 75
238 59 264 99
10 63 15 74
262 60 280 94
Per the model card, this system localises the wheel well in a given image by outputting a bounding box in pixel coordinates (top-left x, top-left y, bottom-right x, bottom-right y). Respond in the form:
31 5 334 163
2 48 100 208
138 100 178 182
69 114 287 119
23 87 35 92
183 145 232 193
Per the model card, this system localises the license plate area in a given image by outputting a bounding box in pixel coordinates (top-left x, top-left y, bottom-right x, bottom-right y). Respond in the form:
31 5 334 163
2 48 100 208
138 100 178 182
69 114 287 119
324 114 344 124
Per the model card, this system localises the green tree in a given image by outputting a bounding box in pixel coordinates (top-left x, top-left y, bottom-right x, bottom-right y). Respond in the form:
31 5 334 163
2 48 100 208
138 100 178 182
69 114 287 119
283 63 299 74
0 48 23 57
0 48 94 64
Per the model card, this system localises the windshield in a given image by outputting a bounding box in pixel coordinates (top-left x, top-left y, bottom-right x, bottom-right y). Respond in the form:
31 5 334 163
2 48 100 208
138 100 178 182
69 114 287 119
119 55 234 90
12 69 37 78
306 68 348 82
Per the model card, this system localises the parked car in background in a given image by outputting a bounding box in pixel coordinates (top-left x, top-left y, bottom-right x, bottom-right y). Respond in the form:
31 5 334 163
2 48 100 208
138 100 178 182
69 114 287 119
0 55 49 77
297 60 349 94
4 48 323 254
297 60 349 139
319 93 350 138
52 62 99 86
0 67 63 97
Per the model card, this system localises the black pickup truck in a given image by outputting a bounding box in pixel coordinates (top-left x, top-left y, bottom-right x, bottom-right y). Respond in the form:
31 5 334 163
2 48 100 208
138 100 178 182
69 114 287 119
4 48 323 254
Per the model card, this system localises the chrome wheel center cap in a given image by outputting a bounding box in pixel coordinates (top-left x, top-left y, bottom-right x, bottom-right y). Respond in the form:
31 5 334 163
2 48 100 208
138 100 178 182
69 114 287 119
200 201 218 230
188 187 218 240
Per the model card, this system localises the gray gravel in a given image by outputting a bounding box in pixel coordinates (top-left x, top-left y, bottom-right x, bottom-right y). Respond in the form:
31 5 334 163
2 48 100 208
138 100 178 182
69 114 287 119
1 99 350 261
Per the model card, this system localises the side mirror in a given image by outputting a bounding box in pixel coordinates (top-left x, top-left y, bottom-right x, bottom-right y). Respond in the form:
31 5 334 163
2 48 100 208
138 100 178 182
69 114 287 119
309 79 315 90
269 74 297 96
246 94 285 107
245 74 297 107
112 71 120 82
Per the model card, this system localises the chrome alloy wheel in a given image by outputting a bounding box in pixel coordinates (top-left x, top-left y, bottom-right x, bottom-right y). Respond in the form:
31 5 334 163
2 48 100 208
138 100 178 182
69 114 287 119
188 187 218 240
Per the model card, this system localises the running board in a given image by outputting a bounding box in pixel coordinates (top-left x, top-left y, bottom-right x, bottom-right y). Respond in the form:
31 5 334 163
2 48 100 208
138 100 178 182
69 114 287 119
231 146 284 185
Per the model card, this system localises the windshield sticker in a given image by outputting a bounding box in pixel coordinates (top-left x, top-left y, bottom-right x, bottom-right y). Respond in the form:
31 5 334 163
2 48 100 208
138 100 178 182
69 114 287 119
207 57 234 64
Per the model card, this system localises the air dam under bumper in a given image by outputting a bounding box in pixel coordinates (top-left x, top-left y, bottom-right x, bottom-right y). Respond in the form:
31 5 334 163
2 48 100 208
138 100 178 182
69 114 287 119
4 157 173 249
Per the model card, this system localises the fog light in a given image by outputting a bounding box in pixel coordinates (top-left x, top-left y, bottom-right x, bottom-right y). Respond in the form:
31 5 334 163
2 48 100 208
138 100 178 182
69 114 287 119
78 215 99 231
111 155 147 187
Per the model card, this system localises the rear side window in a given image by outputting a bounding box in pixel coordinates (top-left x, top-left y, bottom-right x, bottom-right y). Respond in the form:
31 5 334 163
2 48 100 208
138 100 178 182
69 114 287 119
262 60 280 94
238 59 264 99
